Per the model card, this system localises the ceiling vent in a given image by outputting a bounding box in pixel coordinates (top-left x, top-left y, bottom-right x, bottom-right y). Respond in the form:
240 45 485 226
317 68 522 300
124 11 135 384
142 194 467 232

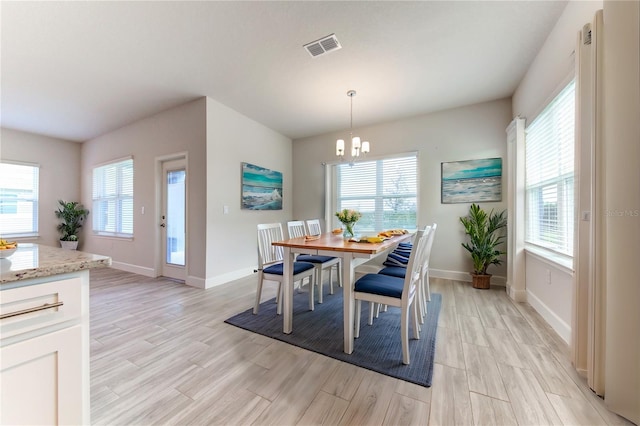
303 34 342 57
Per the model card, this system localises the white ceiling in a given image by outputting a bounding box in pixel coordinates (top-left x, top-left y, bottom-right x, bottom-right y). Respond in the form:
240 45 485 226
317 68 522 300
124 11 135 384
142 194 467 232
1 1 567 143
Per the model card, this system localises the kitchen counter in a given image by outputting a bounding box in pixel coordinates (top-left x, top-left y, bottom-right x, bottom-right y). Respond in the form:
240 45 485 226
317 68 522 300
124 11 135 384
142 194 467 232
1 243 110 424
0 243 111 284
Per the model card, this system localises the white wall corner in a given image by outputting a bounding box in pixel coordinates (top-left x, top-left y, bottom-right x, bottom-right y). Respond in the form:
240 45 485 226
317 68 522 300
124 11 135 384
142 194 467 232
507 283 527 302
526 289 571 344
110 261 156 278
185 276 206 289
202 267 256 289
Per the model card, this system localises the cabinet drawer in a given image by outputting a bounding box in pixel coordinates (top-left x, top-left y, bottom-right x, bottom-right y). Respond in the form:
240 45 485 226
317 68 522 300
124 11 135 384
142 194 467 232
1 277 82 340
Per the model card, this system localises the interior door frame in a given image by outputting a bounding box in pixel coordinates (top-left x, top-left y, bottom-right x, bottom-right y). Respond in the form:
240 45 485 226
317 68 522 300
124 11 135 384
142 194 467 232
155 152 189 280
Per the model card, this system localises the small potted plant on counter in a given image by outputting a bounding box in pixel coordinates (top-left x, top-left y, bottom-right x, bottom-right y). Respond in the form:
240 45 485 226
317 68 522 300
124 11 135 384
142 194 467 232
459 203 507 289
55 200 89 250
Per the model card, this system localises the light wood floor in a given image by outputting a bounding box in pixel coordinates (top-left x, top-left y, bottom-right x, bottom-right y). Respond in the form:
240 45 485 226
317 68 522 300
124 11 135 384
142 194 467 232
89 268 631 425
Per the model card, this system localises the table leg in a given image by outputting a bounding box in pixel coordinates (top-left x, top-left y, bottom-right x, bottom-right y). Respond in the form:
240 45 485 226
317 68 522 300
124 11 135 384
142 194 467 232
283 246 294 334
342 253 355 354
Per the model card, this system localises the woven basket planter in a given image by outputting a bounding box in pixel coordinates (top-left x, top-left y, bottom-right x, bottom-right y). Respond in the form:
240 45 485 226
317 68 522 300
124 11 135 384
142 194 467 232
471 273 492 289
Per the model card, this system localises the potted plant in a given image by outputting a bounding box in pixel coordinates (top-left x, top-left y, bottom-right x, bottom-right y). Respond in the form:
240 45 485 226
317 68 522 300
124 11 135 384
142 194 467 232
459 203 507 289
55 200 89 250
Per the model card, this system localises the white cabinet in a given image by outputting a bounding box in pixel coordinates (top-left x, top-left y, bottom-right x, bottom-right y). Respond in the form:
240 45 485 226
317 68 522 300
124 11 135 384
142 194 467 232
0 271 90 425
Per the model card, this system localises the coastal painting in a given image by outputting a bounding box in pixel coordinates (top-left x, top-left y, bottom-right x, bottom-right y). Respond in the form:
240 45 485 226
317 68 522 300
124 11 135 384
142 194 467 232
241 162 283 210
441 158 502 203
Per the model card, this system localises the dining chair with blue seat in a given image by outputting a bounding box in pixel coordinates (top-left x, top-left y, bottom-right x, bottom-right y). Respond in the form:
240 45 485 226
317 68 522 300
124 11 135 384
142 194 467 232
306 218 342 294
254 223 316 315
353 227 428 365
287 220 342 304
378 224 437 323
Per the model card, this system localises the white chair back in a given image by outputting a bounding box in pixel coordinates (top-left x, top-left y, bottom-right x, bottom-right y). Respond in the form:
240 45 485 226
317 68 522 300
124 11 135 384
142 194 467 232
423 223 437 268
287 220 307 239
257 223 284 268
402 227 429 299
306 219 322 236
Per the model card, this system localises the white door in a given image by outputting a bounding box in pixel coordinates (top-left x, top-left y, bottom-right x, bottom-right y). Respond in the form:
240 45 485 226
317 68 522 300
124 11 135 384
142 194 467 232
161 158 186 281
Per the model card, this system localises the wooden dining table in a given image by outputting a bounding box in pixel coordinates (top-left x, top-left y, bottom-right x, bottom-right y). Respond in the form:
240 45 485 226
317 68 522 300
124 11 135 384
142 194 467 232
272 231 412 354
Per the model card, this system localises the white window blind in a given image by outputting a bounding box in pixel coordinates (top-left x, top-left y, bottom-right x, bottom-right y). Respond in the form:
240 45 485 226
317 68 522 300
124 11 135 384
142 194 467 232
92 158 133 237
525 81 575 255
0 162 39 237
334 154 417 232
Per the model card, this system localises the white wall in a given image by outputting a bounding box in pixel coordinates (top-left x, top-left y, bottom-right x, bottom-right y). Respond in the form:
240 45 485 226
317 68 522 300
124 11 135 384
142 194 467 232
81 98 207 280
0 128 81 247
602 1 640 423
511 0 603 343
292 98 512 283
513 1 603 120
525 252 572 343
204 97 292 287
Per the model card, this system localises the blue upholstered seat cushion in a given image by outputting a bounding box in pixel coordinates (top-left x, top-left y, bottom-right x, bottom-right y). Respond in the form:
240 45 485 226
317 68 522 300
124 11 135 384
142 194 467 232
296 255 337 264
378 266 407 279
263 261 314 275
383 251 409 267
354 274 404 298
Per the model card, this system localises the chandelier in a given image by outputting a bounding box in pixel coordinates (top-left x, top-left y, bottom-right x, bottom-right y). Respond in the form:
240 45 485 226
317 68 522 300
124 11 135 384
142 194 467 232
336 90 370 166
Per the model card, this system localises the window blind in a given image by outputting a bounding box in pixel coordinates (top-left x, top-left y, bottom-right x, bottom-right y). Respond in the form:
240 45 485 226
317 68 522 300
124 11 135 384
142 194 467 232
0 162 39 237
92 158 134 237
525 81 575 255
335 154 417 232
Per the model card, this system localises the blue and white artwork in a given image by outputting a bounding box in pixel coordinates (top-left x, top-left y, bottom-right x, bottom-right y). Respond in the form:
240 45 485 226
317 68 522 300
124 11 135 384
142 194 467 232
441 158 502 204
241 162 283 210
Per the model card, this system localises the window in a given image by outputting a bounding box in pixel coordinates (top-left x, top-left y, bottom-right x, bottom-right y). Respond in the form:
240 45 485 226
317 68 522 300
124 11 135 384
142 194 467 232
525 81 575 256
92 158 133 237
0 162 39 237
333 154 417 232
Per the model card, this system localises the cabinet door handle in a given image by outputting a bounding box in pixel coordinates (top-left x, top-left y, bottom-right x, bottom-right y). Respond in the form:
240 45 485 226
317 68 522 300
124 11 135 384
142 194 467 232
0 301 64 320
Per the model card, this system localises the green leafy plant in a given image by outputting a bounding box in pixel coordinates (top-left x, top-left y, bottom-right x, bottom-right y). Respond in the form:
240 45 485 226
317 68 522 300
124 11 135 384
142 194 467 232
55 200 89 241
459 203 507 275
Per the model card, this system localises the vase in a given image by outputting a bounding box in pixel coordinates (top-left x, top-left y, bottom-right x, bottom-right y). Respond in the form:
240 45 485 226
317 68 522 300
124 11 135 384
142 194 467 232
342 222 356 239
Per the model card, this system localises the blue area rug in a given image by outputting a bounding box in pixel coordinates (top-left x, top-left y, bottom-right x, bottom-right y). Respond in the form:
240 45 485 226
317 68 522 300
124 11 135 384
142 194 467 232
225 286 441 387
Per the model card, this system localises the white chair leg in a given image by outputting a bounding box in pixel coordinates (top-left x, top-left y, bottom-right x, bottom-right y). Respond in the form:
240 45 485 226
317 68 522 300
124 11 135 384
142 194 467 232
276 283 283 316
337 261 343 289
307 276 315 311
401 302 410 365
368 302 375 325
375 303 381 317
425 269 432 303
253 275 264 314
412 300 420 339
417 279 425 324
355 300 362 338
317 267 324 304
329 265 335 295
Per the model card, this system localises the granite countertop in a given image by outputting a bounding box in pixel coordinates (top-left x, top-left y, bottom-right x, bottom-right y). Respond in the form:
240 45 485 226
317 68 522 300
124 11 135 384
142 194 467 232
0 243 112 284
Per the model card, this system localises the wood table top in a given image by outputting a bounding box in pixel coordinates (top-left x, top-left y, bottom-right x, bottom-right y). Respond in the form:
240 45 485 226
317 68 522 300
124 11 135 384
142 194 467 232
272 232 412 255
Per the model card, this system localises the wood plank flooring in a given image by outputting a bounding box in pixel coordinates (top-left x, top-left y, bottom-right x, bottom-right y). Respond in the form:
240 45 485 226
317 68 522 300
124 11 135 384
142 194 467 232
89 268 632 425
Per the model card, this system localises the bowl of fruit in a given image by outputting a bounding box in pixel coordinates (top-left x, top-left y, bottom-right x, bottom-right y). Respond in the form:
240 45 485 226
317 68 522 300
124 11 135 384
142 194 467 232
0 240 18 258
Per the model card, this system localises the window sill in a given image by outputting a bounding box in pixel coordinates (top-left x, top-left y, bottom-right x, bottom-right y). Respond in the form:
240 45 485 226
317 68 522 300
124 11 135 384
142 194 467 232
525 245 573 275
93 234 134 242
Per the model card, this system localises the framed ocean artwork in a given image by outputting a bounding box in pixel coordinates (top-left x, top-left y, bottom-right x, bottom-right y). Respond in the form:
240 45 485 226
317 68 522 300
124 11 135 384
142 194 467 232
441 158 502 204
241 162 283 210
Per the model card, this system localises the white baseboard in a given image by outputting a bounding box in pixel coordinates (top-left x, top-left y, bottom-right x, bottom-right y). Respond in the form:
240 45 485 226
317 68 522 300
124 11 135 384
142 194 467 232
526 289 571 344
186 276 206 289
506 283 527 302
201 267 256 289
430 269 506 287
111 261 155 277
